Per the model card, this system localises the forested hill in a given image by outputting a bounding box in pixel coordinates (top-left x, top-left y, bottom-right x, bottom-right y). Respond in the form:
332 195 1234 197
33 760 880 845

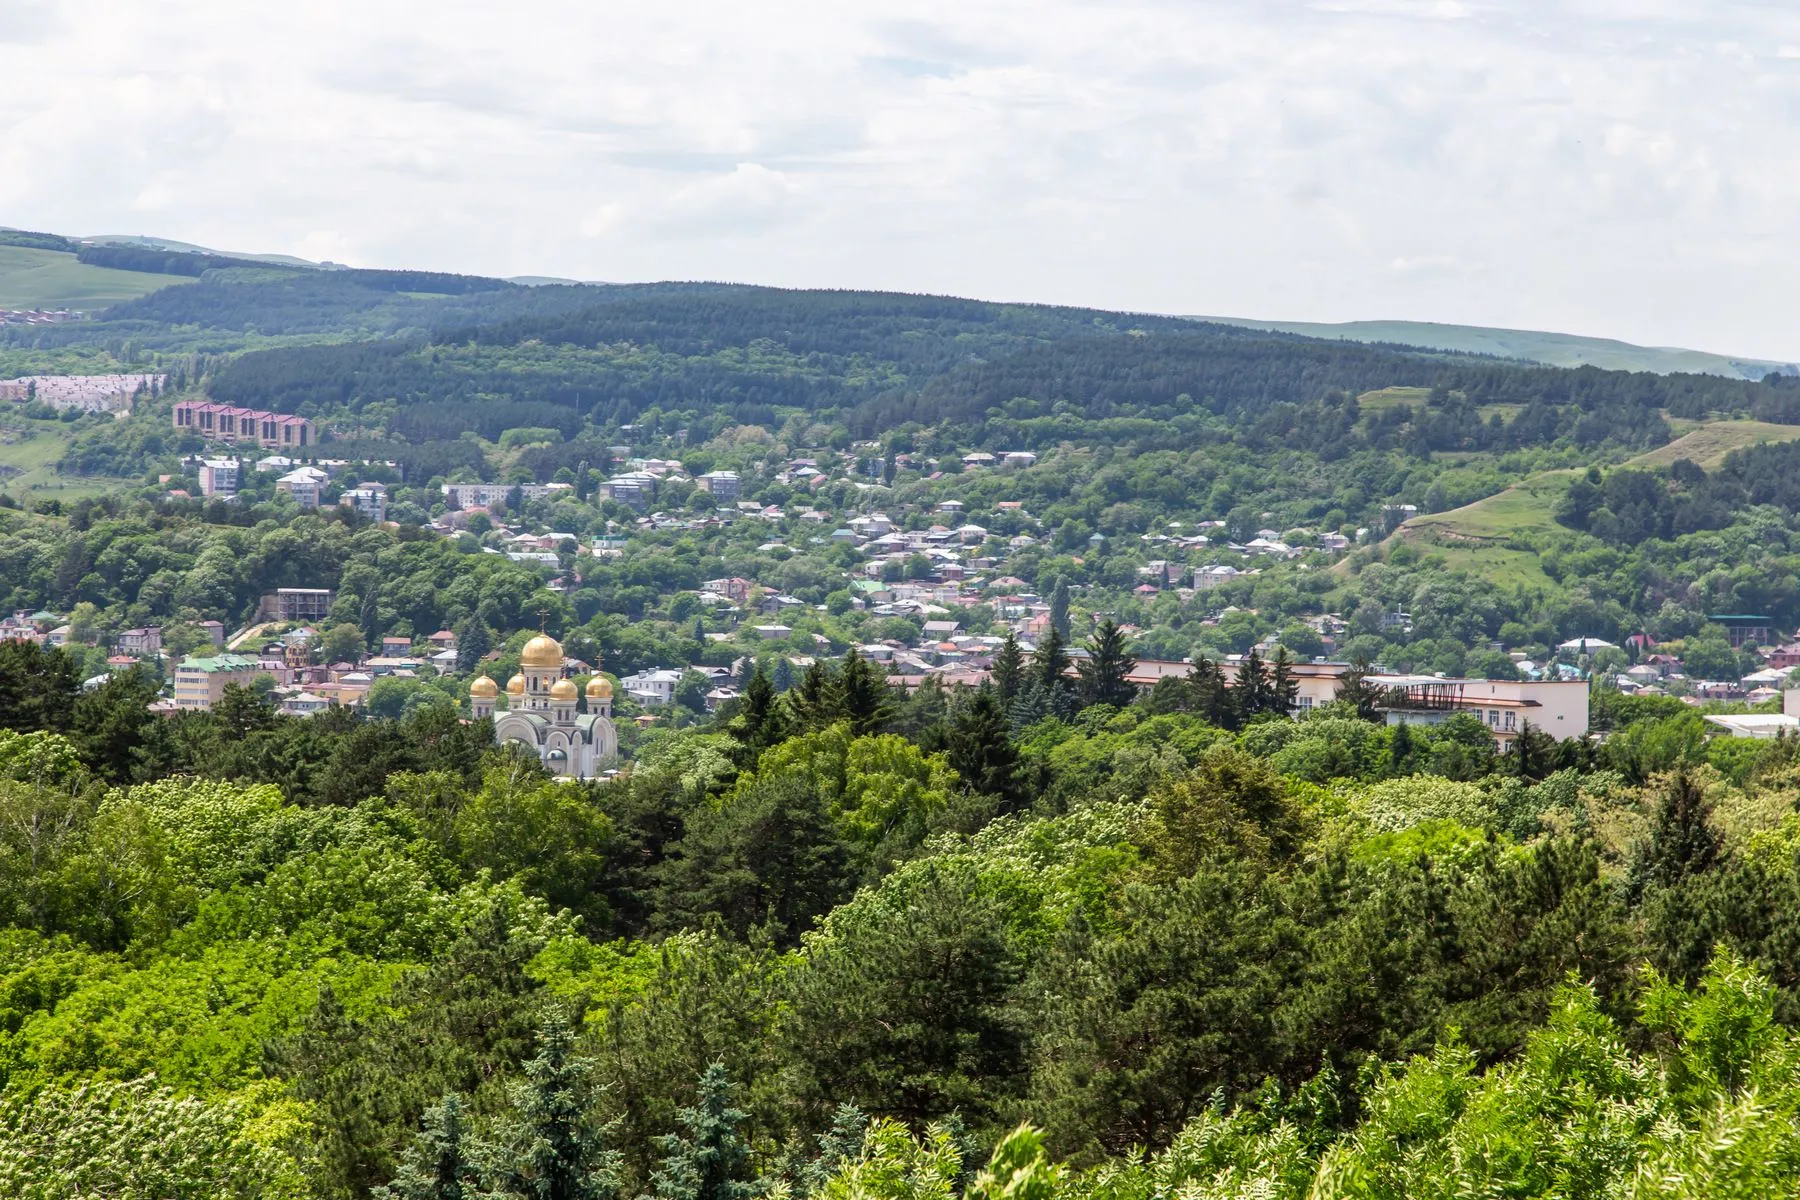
14 267 1791 457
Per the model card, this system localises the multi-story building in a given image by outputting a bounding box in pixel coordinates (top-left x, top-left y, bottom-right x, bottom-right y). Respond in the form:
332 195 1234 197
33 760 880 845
197 457 239 498
602 472 658 510
260 588 335 623
441 482 550 510
172 654 262 711
696 470 741 502
340 482 388 522
115 627 163 657
173 401 314 449
276 467 328 509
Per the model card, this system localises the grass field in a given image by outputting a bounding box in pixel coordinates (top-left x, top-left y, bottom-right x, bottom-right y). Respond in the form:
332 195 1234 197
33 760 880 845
1201 316 1794 379
0 422 74 493
1629 420 1800 470
0 246 192 311
0 419 130 500
1373 419 1800 591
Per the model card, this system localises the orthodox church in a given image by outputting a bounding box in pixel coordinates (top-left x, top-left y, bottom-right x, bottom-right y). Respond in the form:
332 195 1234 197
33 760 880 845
468 631 618 779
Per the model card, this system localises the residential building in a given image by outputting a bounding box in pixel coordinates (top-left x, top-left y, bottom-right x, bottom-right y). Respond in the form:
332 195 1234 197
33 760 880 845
696 470 741 502
441 482 551 510
603 472 658 510
276 467 327 509
260 588 335 623
198 457 239 498
620 668 684 707
172 654 262 711
115 627 162 657
340 482 387 522
1367 674 1590 743
174 401 314 449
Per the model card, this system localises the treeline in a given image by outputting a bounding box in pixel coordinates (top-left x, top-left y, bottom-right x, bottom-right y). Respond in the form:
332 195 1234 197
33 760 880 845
76 243 276 276
0 227 77 253
1558 439 1800 545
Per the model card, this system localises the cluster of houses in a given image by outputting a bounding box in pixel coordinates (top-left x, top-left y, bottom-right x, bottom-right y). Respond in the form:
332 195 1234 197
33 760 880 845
0 373 165 413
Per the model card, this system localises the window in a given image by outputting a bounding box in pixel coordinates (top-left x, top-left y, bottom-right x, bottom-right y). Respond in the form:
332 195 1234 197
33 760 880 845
1504 711 1516 732
1488 709 1499 726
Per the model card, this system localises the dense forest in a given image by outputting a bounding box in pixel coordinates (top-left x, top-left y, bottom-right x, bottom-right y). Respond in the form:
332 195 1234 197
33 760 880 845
4 633 1800 1196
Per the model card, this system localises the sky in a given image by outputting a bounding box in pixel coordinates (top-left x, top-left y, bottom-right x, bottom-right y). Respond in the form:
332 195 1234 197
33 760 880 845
4 0 1800 358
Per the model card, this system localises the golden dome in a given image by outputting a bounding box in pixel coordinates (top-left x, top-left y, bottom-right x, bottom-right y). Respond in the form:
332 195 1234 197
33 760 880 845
469 674 499 699
586 676 613 700
506 673 526 696
520 633 564 668
550 678 579 702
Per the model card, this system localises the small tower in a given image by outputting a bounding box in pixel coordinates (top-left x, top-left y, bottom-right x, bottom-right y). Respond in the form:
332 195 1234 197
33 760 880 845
470 673 498 719
505 673 526 710
550 677 578 726
586 674 613 719
519 630 564 713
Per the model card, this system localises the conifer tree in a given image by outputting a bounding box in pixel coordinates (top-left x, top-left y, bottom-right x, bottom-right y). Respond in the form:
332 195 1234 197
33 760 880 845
1631 766 1723 899
1236 647 1273 719
1032 627 1070 695
376 1093 478 1200
455 619 492 675
1077 618 1138 709
837 648 894 737
1268 647 1299 718
772 658 794 692
642 1063 754 1200
785 660 843 732
990 633 1026 704
1048 579 1071 638
478 1014 619 1200
948 686 1023 809
731 664 784 758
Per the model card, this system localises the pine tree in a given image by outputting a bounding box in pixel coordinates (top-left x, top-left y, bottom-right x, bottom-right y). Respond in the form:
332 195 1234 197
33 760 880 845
948 686 1023 810
1236 647 1273 718
1336 656 1384 721
376 1093 478 1200
1268 647 1299 718
478 1013 620 1200
1006 683 1052 734
799 1105 868 1197
1077 618 1138 709
837 648 895 736
772 659 794 692
1048 579 1071 638
642 1063 754 1200
785 660 843 732
1176 657 1233 729
1033 626 1070 695
730 665 784 759
1630 767 1723 899
1388 720 1415 774
455 619 492 674
990 633 1026 704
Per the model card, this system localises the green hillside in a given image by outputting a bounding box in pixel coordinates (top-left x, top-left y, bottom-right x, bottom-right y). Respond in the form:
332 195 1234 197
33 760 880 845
1199 315 1795 379
0 245 193 311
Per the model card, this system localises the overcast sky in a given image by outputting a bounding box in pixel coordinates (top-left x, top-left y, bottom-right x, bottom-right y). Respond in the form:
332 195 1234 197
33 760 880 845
4 0 1799 358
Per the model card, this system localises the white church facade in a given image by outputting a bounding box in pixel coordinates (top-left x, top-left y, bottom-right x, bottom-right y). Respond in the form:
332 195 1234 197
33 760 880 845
468 632 618 779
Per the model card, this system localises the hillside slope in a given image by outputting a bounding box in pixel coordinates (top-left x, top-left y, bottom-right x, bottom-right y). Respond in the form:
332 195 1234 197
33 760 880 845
1197 316 1795 380
0 245 193 311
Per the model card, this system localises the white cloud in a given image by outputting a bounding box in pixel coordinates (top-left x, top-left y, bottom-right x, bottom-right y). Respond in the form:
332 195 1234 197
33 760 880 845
2 0 1800 357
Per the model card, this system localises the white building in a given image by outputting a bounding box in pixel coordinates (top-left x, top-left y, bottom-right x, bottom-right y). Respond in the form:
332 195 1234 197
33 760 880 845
198 458 239 498
620 668 684 707
340 482 388 522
